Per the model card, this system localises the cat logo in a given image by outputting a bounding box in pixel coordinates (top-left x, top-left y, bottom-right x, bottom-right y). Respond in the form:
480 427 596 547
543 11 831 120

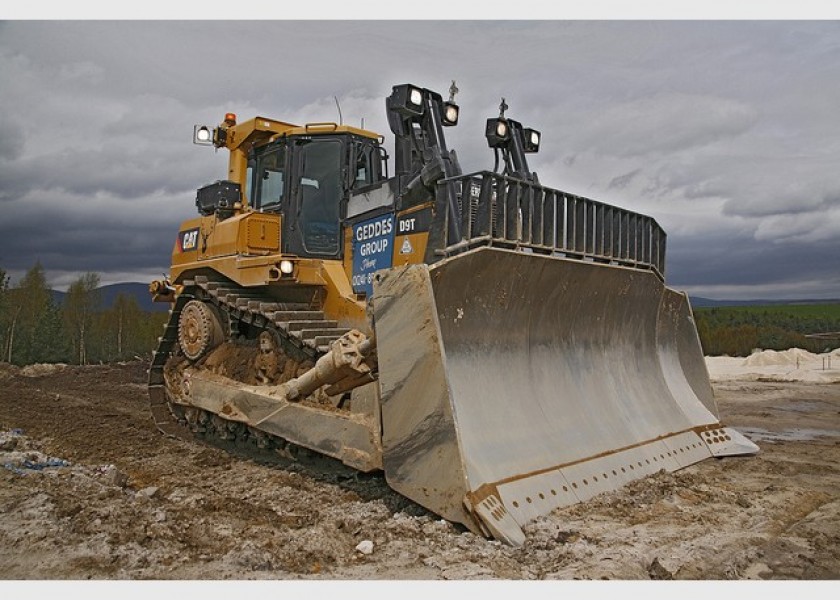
179 228 200 252
400 237 413 255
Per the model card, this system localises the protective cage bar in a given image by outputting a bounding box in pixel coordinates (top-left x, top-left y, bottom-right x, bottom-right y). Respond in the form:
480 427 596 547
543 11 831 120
436 171 667 279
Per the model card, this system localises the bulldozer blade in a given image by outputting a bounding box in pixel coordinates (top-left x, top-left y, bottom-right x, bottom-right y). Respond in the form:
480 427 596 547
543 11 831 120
372 247 758 545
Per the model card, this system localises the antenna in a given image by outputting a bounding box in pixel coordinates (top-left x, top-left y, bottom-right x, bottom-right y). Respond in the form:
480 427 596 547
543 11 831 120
334 96 343 125
449 80 459 102
361 117 365 129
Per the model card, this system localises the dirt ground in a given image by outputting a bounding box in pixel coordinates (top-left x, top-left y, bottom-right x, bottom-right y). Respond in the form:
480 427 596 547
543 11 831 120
0 360 838 584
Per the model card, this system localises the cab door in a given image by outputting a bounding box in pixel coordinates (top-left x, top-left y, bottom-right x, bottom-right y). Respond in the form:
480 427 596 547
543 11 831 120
285 137 344 258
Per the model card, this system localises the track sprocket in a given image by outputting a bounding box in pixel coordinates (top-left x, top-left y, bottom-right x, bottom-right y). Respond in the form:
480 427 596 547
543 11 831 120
178 299 223 361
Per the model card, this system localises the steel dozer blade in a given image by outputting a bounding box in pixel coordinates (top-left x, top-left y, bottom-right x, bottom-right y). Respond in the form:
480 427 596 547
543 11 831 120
371 246 758 546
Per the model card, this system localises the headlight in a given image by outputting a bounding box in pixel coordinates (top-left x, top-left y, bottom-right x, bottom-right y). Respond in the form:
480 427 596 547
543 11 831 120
389 84 425 117
279 260 294 275
522 127 541 153
193 125 213 145
485 118 510 148
409 87 423 107
443 102 459 126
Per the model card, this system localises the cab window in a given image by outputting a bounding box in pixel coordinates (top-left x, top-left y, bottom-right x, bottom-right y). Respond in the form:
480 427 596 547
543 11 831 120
298 139 341 255
352 140 385 190
253 144 286 211
354 144 372 189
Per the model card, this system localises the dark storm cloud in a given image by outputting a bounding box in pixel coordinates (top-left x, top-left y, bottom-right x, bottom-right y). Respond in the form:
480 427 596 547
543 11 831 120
0 187 194 280
1 218 174 273
0 140 215 200
1 20 838 299
668 232 840 299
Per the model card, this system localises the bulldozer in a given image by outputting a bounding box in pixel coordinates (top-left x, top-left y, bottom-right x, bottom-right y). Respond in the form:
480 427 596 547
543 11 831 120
148 82 758 545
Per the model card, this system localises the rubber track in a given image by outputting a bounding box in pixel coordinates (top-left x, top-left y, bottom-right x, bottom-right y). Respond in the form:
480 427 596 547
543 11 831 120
147 275 353 440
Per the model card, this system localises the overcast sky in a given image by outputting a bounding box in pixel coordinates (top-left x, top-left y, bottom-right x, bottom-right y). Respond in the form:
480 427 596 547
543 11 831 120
1 15 838 300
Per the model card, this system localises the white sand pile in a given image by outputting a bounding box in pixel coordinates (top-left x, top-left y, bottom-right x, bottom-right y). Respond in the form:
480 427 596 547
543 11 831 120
706 348 840 383
741 348 818 367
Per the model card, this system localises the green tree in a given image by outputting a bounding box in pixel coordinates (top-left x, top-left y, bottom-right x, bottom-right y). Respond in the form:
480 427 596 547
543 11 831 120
62 272 101 365
0 266 10 361
94 292 145 361
32 301 70 363
5 262 54 364
114 292 141 360
137 311 168 361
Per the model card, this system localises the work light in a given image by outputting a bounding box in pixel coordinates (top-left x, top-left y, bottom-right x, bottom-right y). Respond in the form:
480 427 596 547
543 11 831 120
443 101 459 126
522 127 541 153
193 125 213 146
390 84 425 117
485 118 510 148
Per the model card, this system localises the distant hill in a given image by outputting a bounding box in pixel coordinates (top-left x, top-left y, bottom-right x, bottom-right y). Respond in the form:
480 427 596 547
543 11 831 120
690 296 840 308
51 282 168 313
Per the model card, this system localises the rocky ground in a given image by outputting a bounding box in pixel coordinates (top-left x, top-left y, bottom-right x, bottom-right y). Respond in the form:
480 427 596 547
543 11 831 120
0 360 838 583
